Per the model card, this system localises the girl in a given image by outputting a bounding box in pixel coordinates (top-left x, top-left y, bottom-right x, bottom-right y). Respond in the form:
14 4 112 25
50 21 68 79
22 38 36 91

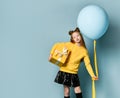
49 27 98 98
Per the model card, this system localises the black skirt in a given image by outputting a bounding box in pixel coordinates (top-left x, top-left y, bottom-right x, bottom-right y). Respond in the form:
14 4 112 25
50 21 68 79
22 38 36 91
54 71 80 87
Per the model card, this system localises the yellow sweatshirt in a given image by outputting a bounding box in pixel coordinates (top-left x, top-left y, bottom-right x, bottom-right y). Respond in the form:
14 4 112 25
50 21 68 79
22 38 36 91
50 42 95 77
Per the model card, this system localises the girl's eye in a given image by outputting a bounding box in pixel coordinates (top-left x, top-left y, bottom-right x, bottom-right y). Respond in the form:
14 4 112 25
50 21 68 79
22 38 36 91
73 37 76 39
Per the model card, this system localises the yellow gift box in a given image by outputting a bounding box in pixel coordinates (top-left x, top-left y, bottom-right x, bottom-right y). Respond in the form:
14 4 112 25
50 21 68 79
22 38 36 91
50 43 70 67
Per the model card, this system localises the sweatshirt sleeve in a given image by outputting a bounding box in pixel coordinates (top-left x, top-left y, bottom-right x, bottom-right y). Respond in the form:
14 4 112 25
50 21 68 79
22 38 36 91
83 51 95 77
50 43 58 55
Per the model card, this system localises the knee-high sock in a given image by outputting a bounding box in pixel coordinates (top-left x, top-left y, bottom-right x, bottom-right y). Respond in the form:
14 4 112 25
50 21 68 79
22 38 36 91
64 96 70 98
76 93 82 98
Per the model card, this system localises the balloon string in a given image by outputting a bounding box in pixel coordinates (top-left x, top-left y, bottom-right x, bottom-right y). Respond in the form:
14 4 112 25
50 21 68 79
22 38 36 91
92 80 96 98
94 40 98 77
92 40 98 98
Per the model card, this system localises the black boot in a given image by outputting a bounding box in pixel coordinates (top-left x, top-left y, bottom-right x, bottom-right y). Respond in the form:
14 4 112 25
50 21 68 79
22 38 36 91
76 93 82 98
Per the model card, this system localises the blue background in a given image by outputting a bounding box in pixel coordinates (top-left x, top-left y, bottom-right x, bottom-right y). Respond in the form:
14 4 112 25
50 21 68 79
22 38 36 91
0 0 120 98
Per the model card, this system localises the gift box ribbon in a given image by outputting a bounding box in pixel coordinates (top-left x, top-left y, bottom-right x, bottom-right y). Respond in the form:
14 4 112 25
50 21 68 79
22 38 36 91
54 47 68 65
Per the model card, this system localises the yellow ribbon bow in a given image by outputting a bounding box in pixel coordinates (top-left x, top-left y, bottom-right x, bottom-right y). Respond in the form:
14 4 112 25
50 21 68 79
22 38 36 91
55 47 68 57
54 47 68 65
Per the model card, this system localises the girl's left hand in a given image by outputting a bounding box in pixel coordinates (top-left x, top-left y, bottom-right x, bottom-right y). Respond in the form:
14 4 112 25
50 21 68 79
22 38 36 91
92 76 98 81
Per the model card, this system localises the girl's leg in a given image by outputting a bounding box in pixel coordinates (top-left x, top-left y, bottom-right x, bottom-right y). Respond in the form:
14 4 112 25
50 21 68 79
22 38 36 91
74 86 82 98
64 85 70 98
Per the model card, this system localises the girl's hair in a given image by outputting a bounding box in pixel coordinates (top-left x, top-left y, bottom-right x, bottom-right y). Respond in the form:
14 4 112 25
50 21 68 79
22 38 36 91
69 27 86 48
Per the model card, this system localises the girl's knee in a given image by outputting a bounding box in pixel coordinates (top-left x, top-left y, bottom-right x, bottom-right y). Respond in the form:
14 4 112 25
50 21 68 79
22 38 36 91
74 86 82 93
64 85 70 96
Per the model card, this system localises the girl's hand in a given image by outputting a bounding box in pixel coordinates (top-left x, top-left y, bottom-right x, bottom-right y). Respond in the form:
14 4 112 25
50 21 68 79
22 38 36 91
92 76 98 81
48 54 52 61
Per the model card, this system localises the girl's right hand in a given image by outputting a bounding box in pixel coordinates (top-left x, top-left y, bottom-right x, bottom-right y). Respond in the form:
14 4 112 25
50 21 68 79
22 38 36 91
48 54 52 61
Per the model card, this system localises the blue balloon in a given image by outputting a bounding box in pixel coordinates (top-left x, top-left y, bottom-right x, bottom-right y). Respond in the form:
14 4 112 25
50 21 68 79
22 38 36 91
77 5 109 40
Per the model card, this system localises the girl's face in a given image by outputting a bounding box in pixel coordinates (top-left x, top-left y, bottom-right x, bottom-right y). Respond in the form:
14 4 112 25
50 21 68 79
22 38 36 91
72 32 82 43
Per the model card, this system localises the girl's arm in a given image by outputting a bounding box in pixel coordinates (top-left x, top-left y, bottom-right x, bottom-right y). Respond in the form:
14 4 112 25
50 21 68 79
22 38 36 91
84 53 98 80
48 43 58 61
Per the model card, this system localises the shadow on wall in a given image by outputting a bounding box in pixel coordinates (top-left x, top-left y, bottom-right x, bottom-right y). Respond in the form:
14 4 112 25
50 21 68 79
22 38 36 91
98 22 120 51
97 21 120 98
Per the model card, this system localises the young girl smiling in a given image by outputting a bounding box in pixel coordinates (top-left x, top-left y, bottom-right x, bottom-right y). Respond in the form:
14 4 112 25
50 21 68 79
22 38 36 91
49 27 98 98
